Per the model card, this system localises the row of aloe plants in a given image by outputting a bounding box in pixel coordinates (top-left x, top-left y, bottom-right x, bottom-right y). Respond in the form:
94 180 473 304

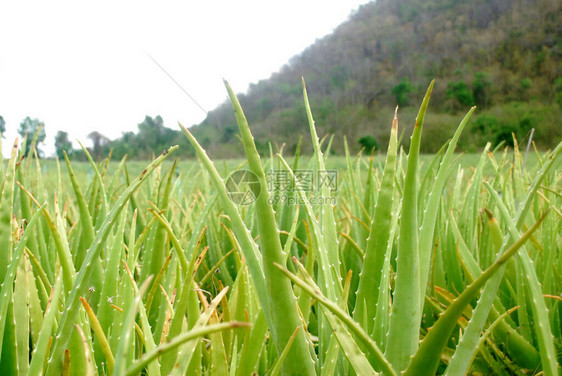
0 79 559 375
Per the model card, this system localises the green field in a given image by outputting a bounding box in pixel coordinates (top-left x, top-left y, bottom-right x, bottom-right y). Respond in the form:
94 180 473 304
0 82 560 375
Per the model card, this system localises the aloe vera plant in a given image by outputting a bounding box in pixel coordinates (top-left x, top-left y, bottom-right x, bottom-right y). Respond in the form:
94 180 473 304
0 78 558 376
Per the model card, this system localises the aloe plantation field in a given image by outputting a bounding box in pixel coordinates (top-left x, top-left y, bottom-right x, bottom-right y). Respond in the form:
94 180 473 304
0 80 560 375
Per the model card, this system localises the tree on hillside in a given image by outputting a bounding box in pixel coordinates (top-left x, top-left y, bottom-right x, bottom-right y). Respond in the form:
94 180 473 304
87 131 111 160
392 78 413 107
137 115 179 156
18 117 46 157
54 131 73 159
472 72 491 108
358 135 379 153
106 115 190 160
138 115 165 148
446 81 474 111
0 115 5 137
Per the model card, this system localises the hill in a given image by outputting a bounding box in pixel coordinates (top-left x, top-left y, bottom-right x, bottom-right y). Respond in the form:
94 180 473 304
185 0 561 158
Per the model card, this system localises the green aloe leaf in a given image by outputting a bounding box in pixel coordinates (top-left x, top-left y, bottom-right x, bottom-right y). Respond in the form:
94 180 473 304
385 80 434 372
45 146 177 376
274 258 396 376
224 80 316 375
354 107 399 334
404 211 548 376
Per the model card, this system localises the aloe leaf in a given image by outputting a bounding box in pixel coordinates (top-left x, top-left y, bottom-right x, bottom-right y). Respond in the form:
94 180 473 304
302 79 345 366
74 324 96 376
17 161 46 305
486 181 559 376
27 252 44 348
0 203 47 355
282 204 300 262
276 155 338 301
327 271 376 376
0 139 18 280
63 151 95 266
78 140 109 216
112 276 153 376
404 211 548 376
302 78 342 296
146 203 190 272
236 310 268 376
45 146 177 376
354 107 398 333
274 259 396 376
323 307 378 376
17 184 76 295
160 224 208 374
147 161 179 325
63 152 104 310
224 79 316 375
324 271 353 376
372 199 400 351
229 339 239 376
80 297 115 374
14 250 31 374
209 309 229 376
448 211 540 370
144 249 173 315
121 260 161 376
61 350 71 376
28 272 63 376
385 80 434 372
0 140 23 374
126 322 248 376
180 125 270 324
96 203 129 345
276 153 343 368
167 287 230 375
227 262 250 350
444 265 508 375
418 107 475 305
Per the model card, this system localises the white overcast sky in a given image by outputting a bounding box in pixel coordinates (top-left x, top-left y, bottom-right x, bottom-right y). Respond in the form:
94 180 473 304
0 0 371 157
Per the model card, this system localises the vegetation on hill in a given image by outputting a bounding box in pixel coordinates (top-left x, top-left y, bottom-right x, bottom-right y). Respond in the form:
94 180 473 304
188 0 561 157
7 0 560 160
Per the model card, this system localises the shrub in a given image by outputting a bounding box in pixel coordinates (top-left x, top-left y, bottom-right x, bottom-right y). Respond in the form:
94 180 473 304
392 78 413 107
472 72 492 107
358 135 379 152
447 80 475 110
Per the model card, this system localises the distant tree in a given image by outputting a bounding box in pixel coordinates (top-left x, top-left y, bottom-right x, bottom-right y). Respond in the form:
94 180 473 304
87 131 111 160
446 81 474 110
0 115 5 137
358 135 379 153
472 72 491 107
138 115 165 148
494 123 518 147
54 131 73 159
392 78 413 107
554 77 562 109
519 78 532 99
330 65 349 89
137 115 179 157
18 117 46 157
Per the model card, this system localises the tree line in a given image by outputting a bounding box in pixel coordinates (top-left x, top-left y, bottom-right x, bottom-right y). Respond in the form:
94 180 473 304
0 115 192 161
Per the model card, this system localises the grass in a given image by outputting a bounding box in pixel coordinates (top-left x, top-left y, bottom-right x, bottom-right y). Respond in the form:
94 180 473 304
0 79 560 375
